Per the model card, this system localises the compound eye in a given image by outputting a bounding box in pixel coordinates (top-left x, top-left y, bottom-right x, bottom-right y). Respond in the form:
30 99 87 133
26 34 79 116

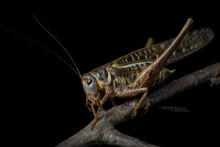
87 79 92 85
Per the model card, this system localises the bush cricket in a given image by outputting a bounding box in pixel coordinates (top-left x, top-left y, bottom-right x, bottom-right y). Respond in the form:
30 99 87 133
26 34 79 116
4 16 214 129
39 17 214 129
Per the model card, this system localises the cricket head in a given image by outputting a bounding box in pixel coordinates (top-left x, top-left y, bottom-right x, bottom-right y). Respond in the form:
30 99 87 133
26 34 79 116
82 66 111 106
82 74 100 106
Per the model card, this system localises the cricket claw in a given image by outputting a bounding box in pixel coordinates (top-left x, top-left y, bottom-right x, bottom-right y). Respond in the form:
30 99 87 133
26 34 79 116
144 98 151 111
90 117 98 129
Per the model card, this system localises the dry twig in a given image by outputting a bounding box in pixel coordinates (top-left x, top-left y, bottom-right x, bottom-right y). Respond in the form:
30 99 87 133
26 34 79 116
56 62 220 147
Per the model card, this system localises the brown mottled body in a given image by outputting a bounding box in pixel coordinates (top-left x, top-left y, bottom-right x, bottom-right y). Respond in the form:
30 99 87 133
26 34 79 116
81 18 214 128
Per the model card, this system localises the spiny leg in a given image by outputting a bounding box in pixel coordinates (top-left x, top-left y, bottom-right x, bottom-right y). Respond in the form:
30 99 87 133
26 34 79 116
91 93 111 129
91 103 97 118
91 105 101 129
145 37 154 48
86 97 91 112
132 88 149 118
90 102 105 128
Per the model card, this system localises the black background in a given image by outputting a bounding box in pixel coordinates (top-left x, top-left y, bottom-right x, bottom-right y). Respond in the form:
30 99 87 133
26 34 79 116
1 2 219 147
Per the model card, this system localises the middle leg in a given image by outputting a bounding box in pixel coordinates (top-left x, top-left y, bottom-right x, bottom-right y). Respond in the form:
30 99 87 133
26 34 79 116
132 88 149 118
119 87 149 117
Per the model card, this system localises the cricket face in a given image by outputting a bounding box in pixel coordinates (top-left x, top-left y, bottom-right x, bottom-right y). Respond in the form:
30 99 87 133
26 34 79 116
82 74 100 105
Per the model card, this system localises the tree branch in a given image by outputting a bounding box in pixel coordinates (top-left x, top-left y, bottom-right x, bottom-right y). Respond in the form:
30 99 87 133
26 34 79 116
56 62 220 147
104 129 158 147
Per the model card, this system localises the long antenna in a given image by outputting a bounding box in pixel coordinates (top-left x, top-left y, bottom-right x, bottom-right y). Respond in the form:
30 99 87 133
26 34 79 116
33 14 82 78
0 23 81 77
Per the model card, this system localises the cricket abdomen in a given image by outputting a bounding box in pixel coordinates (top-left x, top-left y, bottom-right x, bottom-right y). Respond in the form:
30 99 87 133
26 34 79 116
110 63 174 96
150 67 175 88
